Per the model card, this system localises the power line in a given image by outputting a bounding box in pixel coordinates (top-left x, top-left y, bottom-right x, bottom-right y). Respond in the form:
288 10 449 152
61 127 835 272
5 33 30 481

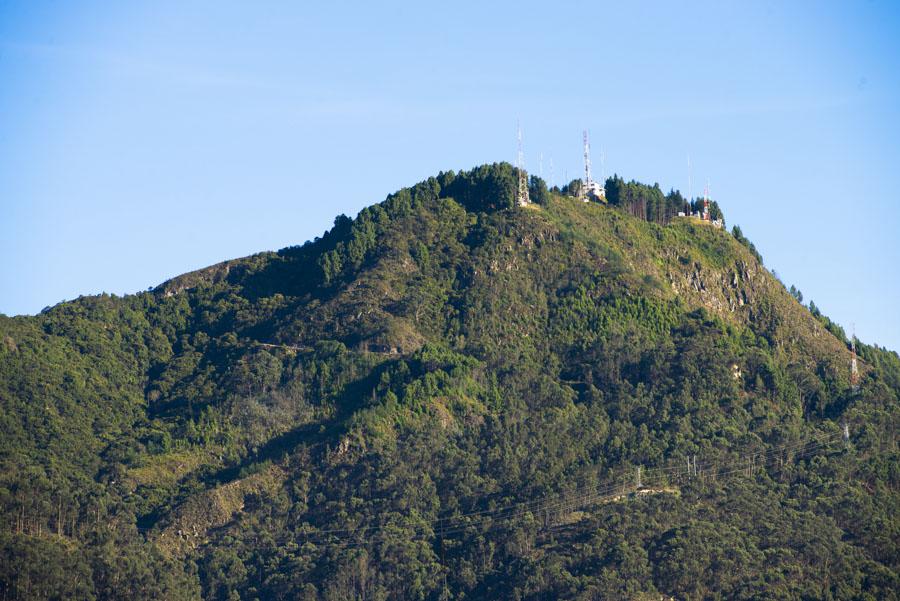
255 432 845 549
137 429 875 558
294 434 847 551
138 432 846 539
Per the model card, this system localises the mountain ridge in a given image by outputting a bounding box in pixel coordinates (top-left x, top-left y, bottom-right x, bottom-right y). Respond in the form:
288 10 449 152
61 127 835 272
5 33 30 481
1 162 897 600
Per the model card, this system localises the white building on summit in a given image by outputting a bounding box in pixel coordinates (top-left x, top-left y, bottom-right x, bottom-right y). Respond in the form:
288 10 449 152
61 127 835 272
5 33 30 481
583 179 605 200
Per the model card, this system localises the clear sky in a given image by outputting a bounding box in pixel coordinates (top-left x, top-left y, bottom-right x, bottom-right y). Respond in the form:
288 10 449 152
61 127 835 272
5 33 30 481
1 1 899 351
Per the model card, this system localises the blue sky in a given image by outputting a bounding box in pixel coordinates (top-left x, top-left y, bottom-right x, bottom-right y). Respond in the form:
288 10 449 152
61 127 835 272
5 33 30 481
1 1 899 351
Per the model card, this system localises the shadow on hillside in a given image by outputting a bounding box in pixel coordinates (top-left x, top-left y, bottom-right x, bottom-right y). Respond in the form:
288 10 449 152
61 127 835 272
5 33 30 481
203 364 390 486
136 358 400 532
221 358 399 480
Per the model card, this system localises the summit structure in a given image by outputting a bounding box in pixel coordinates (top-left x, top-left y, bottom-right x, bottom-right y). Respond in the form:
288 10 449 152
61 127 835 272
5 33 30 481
581 130 605 201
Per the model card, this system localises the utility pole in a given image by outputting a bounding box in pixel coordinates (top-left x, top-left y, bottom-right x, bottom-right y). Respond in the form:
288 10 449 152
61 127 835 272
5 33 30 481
686 454 698 477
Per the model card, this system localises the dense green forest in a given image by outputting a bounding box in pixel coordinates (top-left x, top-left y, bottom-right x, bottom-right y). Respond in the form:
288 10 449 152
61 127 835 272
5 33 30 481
1 163 897 600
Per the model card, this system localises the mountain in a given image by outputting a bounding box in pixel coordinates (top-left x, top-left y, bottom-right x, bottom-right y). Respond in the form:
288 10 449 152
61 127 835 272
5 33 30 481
1 163 898 600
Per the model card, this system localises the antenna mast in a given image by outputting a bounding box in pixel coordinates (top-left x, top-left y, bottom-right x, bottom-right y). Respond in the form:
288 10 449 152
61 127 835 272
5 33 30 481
600 146 605 184
703 179 710 221
850 324 860 393
516 122 530 206
688 155 693 204
582 130 592 202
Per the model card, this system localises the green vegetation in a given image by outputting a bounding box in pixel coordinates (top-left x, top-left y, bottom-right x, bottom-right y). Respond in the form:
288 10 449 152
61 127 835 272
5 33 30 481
1 163 897 600
732 224 764 265
604 175 724 225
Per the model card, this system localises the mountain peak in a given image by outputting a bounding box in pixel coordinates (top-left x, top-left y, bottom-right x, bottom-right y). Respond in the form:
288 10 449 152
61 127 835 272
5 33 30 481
1 164 897 600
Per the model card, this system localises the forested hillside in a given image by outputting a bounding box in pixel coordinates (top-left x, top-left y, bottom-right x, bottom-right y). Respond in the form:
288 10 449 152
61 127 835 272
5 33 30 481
1 163 898 600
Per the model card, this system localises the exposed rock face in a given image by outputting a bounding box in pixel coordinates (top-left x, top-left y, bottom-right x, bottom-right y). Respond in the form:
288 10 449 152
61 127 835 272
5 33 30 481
156 465 285 557
669 259 761 317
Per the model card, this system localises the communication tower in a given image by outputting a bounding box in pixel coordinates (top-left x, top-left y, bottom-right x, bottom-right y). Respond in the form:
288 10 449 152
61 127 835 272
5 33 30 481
703 180 711 221
582 130 592 202
850 324 860 393
599 146 606 184
688 155 693 205
516 122 530 206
